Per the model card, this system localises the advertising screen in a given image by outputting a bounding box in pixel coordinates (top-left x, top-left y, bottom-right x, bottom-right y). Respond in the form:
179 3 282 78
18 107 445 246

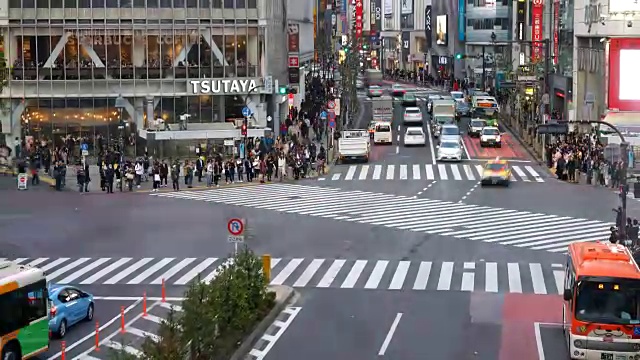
609 38 640 111
436 15 447 46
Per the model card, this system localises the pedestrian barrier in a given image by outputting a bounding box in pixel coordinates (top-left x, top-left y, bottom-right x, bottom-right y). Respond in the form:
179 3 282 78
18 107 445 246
60 341 66 360
262 254 271 282
120 305 125 333
95 321 100 351
161 278 166 302
143 291 147 316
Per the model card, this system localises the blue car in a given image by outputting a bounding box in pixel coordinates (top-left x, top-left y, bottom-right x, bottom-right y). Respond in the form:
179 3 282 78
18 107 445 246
48 285 95 338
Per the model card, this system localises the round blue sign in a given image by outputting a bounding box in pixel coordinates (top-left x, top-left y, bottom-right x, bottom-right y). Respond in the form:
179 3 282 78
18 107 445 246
242 106 252 117
320 111 327 119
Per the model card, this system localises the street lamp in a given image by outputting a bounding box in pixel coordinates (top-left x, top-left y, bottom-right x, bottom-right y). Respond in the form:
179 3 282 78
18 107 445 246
115 95 127 192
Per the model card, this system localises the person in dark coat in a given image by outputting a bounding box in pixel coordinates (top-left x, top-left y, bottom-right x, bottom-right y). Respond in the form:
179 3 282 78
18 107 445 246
105 164 115 193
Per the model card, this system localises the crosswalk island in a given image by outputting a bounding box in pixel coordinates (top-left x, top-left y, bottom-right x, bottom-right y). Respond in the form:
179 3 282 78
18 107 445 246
5 257 566 295
322 163 545 182
151 184 613 253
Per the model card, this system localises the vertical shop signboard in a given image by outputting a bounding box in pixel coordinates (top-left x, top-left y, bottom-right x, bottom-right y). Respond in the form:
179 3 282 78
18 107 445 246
425 6 432 49
531 0 543 61
288 22 300 84
553 0 560 64
355 0 363 40
516 0 526 41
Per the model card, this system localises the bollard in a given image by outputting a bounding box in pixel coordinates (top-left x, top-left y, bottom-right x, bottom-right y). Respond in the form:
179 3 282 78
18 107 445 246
142 291 147 316
262 254 271 282
120 306 125 333
95 321 100 351
161 278 166 302
60 341 66 360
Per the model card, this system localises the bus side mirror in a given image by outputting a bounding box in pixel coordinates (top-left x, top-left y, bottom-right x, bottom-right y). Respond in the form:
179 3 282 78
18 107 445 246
563 289 572 301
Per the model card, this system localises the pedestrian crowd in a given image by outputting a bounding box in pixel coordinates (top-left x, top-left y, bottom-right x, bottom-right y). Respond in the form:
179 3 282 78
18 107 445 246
545 132 630 188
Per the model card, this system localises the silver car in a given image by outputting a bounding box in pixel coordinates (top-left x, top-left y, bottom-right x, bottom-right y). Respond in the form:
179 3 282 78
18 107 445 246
437 140 463 162
403 107 423 124
439 124 462 144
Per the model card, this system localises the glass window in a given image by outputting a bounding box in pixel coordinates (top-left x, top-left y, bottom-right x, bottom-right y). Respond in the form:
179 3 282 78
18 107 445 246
51 0 62 6
65 0 77 7
186 0 196 7
36 0 48 7
92 0 104 6
159 0 170 6
105 0 117 7
26 288 47 321
147 0 157 6
133 0 144 7
0 290 26 334
236 0 244 7
78 0 90 7
9 0 20 7
198 0 208 7
23 0 35 7
247 0 255 7
223 0 233 7
212 0 221 6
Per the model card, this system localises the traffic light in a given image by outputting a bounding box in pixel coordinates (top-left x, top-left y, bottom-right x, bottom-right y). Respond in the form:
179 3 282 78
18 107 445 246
278 86 287 95
288 87 298 94
455 53 464 60
241 119 247 136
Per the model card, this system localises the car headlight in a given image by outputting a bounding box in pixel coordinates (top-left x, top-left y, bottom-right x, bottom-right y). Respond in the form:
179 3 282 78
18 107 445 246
496 136 501 142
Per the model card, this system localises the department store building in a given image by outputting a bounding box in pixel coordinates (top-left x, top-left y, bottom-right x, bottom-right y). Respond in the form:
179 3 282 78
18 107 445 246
0 0 296 156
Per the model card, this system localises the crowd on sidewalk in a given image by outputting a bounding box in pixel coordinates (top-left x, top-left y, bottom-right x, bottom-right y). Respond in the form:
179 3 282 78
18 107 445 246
544 132 631 188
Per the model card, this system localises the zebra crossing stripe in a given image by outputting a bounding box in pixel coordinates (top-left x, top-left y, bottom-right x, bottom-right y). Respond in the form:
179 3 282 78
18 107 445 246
425 165 435 179
508 263 523 293
373 165 382 179
359 165 370 180
345 166 356 180
317 259 346 288
341 260 367 288
58 258 111 284
451 165 462 180
461 263 475 292
412 164 421 180
438 164 448 180
389 261 410 290
463 165 475 180
530 263 547 294
485 263 499 293
387 165 395 180
437 262 454 290
293 259 324 287
413 261 432 290
399 165 408 180
365 260 388 289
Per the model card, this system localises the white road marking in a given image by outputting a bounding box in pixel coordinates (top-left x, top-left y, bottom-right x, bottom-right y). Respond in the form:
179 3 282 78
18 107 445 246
293 259 325 287
412 261 432 290
437 164 448 180
461 263 475 292
507 263 522 293
426 121 436 163
378 313 403 356
341 260 367 288
365 260 389 289
485 262 498 293
463 165 475 180
530 263 547 294
388 261 410 290
359 165 370 180
399 165 408 180
331 173 341 180
437 262 454 290
316 259 346 287
386 165 395 180
412 164 421 179
345 166 357 180
373 165 382 179
425 164 435 179
450 164 462 180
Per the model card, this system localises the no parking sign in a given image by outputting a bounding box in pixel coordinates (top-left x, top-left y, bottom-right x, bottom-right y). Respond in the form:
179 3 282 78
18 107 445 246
17 173 27 190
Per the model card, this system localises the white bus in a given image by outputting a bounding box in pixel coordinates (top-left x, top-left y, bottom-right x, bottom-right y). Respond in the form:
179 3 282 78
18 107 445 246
0 261 49 360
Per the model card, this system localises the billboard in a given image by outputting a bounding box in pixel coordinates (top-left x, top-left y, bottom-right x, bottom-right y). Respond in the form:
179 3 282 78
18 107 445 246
355 0 363 39
401 0 413 14
553 0 559 64
516 0 526 41
609 0 640 13
425 6 432 49
531 0 543 61
436 15 447 46
609 38 640 111
384 0 392 17
458 0 465 41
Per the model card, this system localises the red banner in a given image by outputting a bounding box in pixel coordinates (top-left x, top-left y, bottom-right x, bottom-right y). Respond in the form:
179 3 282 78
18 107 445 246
355 0 363 39
553 0 559 64
532 0 543 61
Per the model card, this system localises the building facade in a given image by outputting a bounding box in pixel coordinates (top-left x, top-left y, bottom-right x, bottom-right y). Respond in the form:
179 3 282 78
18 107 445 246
0 0 310 156
380 0 431 74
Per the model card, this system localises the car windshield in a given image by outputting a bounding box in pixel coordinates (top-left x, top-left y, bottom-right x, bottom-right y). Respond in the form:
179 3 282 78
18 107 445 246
369 86 380 90
376 125 390 132
404 94 416 99
483 128 500 135
471 120 486 127
485 163 507 172
451 93 464 99
440 142 459 149
405 109 421 114
575 280 640 325
441 127 459 136
407 130 423 136
436 116 455 125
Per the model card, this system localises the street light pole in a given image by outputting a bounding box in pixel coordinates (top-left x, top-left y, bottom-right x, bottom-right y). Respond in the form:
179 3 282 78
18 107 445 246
115 95 127 192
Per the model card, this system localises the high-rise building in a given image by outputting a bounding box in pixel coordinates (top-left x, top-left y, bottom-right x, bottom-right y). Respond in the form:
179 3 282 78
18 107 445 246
0 0 313 157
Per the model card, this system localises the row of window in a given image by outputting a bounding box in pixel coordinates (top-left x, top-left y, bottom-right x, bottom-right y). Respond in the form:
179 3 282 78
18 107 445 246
466 18 510 30
0 281 47 334
467 0 510 7
14 19 258 24
10 0 256 8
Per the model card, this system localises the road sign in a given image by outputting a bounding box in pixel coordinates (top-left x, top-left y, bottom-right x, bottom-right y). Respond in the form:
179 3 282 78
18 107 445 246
228 235 245 243
242 106 252 117
80 143 88 151
17 173 27 190
536 123 568 135
81 150 89 156
227 218 244 236
329 120 336 128
328 101 336 109
288 55 299 68
320 111 327 119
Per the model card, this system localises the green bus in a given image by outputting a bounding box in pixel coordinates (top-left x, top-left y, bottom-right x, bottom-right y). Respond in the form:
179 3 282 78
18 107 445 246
0 261 49 360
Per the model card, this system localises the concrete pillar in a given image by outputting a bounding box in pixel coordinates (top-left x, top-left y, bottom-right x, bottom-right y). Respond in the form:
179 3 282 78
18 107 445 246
5 32 18 65
132 44 145 67
146 97 155 126
2 100 24 158
201 28 229 66
133 98 146 129
78 39 105 68
247 35 258 68
43 33 71 68
217 96 225 122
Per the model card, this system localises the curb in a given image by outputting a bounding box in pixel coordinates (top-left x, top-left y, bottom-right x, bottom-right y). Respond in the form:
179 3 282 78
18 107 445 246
229 285 297 360
498 118 556 177
0 169 58 188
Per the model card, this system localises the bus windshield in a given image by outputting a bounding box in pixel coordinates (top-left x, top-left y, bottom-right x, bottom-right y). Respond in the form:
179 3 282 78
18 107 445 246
575 280 640 325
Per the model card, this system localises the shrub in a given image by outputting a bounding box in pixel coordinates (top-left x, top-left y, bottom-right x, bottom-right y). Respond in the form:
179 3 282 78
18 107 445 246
111 246 275 360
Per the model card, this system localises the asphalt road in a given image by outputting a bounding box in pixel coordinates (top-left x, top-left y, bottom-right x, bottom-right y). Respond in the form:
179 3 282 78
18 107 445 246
259 289 566 360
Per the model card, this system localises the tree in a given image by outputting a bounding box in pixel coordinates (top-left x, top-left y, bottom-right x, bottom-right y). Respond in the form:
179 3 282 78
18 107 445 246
120 247 275 360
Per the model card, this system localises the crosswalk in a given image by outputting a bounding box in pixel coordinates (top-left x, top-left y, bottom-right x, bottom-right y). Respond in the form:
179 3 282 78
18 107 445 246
321 163 545 182
151 184 613 253
3 257 566 294
359 94 432 102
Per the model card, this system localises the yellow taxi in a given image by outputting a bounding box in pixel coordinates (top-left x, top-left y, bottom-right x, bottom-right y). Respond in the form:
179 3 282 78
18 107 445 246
480 157 512 186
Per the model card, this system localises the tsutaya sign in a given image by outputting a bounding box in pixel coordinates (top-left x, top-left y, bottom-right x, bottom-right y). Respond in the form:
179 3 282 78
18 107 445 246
188 79 258 95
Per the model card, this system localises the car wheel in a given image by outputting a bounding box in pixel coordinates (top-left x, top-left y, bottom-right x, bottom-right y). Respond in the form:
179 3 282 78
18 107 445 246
497 144 502 148
86 303 94 321
58 319 67 338
1 342 20 360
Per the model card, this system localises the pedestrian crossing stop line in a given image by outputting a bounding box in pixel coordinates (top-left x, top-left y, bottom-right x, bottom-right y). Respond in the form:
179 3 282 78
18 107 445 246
322 163 545 182
151 184 613 253
9 257 567 295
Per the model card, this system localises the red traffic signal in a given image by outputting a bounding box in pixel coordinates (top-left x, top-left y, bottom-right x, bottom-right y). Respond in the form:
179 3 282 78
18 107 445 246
241 123 247 136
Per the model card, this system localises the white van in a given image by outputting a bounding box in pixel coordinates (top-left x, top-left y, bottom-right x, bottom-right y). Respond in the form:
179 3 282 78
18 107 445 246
373 122 392 144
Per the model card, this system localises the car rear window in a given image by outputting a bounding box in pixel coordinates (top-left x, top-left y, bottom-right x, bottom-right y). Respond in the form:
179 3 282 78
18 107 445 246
405 108 421 114
407 130 423 136
441 127 459 136
482 128 500 135
471 120 486 127
376 125 390 132
485 163 507 171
